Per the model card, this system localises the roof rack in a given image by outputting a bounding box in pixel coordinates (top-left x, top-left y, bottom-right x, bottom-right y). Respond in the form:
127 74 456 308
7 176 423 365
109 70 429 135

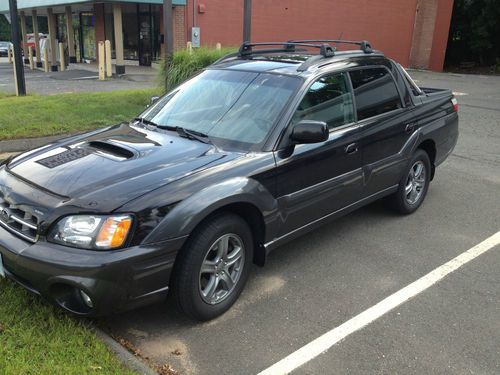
238 41 336 58
288 39 373 54
212 39 375 71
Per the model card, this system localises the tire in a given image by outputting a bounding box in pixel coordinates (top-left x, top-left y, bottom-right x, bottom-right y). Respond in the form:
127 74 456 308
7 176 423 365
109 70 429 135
388 149 431 214
172 213 254 321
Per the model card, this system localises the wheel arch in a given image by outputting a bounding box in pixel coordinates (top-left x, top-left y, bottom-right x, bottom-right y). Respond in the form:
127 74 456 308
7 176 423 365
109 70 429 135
143 177 276 266
416 139 436 180
194 202 267 266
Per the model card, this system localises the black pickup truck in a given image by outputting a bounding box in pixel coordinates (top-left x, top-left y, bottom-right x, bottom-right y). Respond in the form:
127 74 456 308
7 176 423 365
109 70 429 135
0 40 458 320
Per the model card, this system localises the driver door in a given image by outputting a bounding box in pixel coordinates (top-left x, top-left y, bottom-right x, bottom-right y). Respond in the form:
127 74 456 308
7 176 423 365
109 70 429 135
274 71 364 237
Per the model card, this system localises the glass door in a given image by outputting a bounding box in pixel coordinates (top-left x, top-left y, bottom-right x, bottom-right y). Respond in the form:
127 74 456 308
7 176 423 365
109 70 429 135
80 12 96 61
138 4 152 66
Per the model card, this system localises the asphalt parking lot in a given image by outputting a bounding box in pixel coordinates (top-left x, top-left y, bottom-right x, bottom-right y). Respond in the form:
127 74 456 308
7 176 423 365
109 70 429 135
98 70 499 374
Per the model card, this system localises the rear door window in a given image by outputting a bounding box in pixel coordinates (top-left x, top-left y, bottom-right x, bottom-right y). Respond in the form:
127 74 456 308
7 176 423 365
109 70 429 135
349 68 403 121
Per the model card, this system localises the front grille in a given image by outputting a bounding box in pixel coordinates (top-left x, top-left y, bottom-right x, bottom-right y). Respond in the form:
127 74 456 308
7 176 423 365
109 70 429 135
0 197 39 243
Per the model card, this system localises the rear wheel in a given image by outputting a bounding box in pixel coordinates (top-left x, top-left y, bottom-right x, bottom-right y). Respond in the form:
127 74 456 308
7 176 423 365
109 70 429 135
172 213 253 321
388 149 431 214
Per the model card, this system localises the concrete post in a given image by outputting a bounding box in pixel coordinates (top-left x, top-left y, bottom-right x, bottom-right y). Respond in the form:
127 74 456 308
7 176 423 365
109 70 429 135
47 8 58 72
7 44 12 64
65 6 76 63
28 46 34 70
20 11 29 64
98 41 105 80
32 10 42 68
105 40 112 77
216 42 221 51
187 41 193 54
43 47 49 73
59 42 66 71
112 3 125 75
12 51 19 96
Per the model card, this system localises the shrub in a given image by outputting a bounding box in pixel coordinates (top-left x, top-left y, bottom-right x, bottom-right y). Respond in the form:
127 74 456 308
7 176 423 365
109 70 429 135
160 47 237 92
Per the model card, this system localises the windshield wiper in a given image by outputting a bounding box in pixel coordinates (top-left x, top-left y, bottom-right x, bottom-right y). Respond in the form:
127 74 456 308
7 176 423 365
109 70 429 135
176 127 212 144
134 119 212 145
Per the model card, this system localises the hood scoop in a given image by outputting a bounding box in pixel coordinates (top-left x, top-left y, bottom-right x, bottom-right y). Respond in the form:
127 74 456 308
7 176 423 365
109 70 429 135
87 140 136 160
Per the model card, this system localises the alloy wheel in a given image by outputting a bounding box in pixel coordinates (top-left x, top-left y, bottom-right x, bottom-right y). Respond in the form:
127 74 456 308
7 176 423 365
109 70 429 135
198 233 245 305
404 160 426 205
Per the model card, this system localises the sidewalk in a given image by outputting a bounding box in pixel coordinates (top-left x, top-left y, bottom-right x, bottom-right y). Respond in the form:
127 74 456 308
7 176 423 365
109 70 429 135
0 57 158 95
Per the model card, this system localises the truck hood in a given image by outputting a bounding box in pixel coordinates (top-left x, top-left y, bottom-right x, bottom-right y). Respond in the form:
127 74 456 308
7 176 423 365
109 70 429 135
6 123 239 211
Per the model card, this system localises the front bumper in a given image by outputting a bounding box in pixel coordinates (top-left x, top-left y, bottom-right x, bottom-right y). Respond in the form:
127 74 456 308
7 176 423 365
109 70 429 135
0 225 187 316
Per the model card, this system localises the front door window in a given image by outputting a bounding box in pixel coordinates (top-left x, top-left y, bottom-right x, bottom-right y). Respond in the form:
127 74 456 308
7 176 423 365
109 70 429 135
293 72 355 129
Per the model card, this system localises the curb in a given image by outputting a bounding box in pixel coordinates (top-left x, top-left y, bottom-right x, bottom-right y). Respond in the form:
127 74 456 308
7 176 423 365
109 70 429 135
0 134 71 153
0 152 19 163
94 328 158 375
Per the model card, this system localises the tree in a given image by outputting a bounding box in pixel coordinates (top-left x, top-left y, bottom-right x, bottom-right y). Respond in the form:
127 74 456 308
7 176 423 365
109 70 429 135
446 0 500 67
0 14 11 41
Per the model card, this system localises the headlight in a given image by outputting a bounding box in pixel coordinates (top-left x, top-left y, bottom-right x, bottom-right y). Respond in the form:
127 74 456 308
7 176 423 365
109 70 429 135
48 214 133 250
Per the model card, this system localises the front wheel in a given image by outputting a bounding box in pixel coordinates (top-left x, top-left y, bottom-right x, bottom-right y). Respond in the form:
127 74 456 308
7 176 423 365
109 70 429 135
388 149 431 214
172 213 253 321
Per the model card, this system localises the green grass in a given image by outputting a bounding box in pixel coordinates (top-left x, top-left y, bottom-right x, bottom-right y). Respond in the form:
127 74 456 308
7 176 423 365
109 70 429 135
0 278 136 375
160 47 237 92
0 88 160 140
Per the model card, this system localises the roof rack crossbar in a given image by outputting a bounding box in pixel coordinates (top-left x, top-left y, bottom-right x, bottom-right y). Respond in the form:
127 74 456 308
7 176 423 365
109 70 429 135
288 39 373 54
238 41 336 58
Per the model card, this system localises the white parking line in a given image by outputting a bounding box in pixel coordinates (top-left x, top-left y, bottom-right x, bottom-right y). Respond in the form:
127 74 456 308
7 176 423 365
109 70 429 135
259 231 500 375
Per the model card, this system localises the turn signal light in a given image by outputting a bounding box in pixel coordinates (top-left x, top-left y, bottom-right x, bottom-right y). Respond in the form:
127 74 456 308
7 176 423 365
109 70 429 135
95 216 132 249
451 97 458 112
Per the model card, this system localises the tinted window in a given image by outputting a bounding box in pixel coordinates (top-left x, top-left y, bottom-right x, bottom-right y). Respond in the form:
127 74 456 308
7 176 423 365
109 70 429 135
292 72 354 130
349 68 402 121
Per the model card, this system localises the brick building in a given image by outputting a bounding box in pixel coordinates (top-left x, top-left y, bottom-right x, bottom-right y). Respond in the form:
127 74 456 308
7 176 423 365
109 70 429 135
1 0 454 73
188 0 454 71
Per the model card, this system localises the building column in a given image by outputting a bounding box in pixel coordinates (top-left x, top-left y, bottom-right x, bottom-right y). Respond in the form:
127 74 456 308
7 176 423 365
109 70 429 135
20 11 29 64
47 8 58 72
409 0 438 69
112 3 125 75
32 10 42 68
65 6 76 63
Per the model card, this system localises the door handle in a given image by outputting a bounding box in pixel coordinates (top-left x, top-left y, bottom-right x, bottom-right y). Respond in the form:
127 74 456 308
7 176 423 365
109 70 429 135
405 123 416 133
345 143 358 155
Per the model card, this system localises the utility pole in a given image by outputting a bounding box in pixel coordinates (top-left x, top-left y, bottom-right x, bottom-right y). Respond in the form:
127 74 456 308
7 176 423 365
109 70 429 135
163 0 173 60
9 0 26 96
243 0 252 42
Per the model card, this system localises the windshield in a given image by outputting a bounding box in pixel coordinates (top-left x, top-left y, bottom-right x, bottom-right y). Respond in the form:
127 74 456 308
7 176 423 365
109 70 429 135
140 69 301 149
0 42 10 47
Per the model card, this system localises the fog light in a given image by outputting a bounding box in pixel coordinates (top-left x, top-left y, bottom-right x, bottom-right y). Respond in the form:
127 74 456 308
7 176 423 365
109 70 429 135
79 289 93 308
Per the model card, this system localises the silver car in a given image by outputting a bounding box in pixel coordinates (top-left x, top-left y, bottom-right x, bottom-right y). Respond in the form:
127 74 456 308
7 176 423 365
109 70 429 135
0 41 12 57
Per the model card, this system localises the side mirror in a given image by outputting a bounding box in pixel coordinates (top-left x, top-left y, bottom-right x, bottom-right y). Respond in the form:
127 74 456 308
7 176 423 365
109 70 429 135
290 120 329 144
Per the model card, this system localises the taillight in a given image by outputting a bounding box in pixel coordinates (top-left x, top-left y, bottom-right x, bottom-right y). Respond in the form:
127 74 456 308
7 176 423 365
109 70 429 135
451 97 458 112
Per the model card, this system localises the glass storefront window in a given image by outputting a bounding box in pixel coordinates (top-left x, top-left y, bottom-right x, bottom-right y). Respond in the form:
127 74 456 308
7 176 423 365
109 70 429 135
81 12 96 60
122 4 139 60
